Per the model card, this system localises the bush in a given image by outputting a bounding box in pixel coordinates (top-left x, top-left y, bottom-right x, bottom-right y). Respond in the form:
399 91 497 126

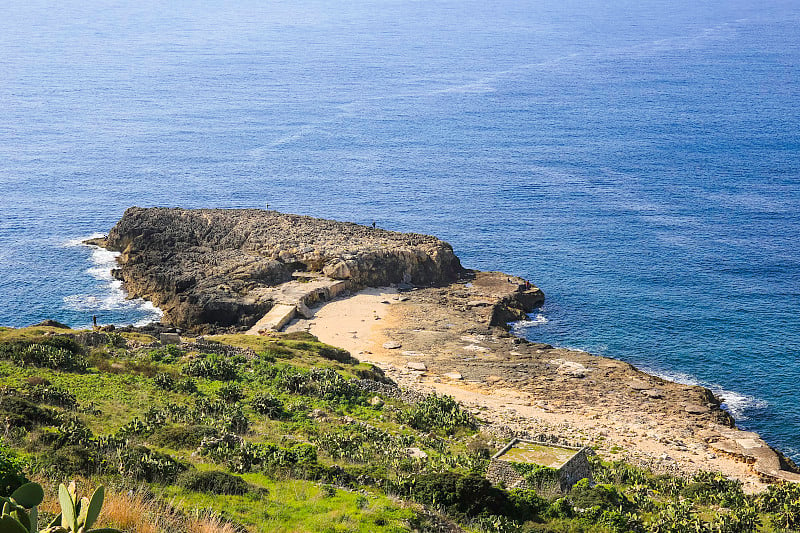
150 425 219 449
153 372 176 391
117 445 187 482
251 393 285 419
397 394 476 435
148 344 182 363
7 343 87 372
23 384 78 409
508 489 548 521
0 395 58 429
216 383 245 403
405 472 512 519
40 444 98 478
182 354 237 381
568 479 625 511
177 469 250 495
0 444 27 497
176 377 198 394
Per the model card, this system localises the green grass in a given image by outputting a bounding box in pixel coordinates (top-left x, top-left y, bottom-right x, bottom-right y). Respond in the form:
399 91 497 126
2 326 794 533
498 442 579 468
157 476 416 533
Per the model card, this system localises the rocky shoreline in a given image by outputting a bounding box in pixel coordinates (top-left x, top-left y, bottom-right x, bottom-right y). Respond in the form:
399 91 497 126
94 207 800 489
90 207 462 332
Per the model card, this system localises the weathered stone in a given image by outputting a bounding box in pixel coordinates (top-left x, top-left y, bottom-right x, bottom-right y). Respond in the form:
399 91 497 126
627 379 651 391
100 207 463 331
407 362 427 371
369 396 384 407
383 342 402 349
443 372 463 380
684 404 710 415
406 447 428 459
160 333 181 345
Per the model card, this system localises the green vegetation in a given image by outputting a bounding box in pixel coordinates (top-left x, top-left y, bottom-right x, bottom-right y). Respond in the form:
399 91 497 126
1 326 799 532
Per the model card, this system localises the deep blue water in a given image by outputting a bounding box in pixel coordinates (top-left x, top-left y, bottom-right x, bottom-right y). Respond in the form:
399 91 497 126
1 0 799 459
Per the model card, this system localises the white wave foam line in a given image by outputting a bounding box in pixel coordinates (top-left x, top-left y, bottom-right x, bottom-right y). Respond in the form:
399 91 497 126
647 368 768 421
62 234 164 324
62 232 106 248
510 313 549 337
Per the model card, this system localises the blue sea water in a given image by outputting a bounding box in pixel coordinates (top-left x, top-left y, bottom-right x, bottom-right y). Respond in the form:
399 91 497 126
1 0 799 459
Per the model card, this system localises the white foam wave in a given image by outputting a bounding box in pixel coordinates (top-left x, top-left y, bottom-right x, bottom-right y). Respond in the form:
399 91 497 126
647 368 768 421
512 313 549 331
61 234 163 325
61 233 105 248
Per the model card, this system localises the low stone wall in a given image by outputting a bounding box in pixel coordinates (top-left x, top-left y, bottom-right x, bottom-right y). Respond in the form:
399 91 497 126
487 439 593 493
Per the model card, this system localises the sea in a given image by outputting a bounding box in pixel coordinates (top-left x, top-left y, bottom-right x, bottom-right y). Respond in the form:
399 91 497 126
1 0 798 460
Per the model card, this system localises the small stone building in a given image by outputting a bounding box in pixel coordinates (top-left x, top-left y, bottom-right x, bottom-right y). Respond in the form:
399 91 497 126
486 438 592 494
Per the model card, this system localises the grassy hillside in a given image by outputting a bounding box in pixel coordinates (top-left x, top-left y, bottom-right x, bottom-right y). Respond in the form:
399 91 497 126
0 326 798 532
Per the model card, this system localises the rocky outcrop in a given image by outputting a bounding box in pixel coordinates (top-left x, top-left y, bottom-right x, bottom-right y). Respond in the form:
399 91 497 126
98 207 464 331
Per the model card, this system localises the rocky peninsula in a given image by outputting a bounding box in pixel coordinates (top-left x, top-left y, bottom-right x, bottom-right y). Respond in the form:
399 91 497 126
91 207 464 331
93 207 800 490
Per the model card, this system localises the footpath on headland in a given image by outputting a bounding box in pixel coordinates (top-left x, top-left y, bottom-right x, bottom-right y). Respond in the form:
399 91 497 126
95 206 800 492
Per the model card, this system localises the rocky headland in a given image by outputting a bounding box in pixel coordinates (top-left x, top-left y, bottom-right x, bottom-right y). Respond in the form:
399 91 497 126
90 207 464 331
93 207 800 490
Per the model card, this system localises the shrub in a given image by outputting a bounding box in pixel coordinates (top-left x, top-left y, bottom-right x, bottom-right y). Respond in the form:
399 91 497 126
0 396 58 429
216 383 245 403
23 384 78 409
153 372 176 391
758 482 800 530
251 393 285 419
148 345 182 363
507 489 548 521
405 472 513 519
182 354 237 381
313 422 412 464
568 479 626 511
397 394 476 434
150 425 219 449
10 343 87 372
117 445 187 482
115 417 155 439
176 470 250 495
176 377 198 393
40 444 98 478
0 445 27 497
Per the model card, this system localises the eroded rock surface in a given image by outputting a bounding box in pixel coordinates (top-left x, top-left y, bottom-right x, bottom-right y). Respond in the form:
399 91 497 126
97 207 463 331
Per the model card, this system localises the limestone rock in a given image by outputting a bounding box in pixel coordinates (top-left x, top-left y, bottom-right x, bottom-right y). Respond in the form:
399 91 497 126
407 362 427 371
383 342 402 349
101 207 463 331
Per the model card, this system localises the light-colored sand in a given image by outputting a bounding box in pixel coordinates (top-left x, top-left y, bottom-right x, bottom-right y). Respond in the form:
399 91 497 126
289 287 771 492
287 287 399 356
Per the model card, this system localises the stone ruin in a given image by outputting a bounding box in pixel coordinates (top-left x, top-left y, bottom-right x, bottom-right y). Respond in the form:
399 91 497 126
486 438 593 494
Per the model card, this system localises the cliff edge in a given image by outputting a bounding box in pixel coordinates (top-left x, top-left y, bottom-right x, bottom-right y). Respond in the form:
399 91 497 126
96 207 468 330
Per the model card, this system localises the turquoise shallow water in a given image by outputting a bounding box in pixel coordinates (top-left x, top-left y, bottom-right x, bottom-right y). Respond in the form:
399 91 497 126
1 0 799 459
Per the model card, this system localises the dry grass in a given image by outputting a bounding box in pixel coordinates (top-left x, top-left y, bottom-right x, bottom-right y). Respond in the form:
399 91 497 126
185 514 242 533
29 477 242 533
100 490 162 533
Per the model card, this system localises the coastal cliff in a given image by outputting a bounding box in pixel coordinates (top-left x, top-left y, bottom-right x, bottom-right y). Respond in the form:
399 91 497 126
96 207 466 330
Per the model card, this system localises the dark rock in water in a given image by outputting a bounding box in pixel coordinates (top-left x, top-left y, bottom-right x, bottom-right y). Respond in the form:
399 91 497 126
102 207 464 331
31 319 71 329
